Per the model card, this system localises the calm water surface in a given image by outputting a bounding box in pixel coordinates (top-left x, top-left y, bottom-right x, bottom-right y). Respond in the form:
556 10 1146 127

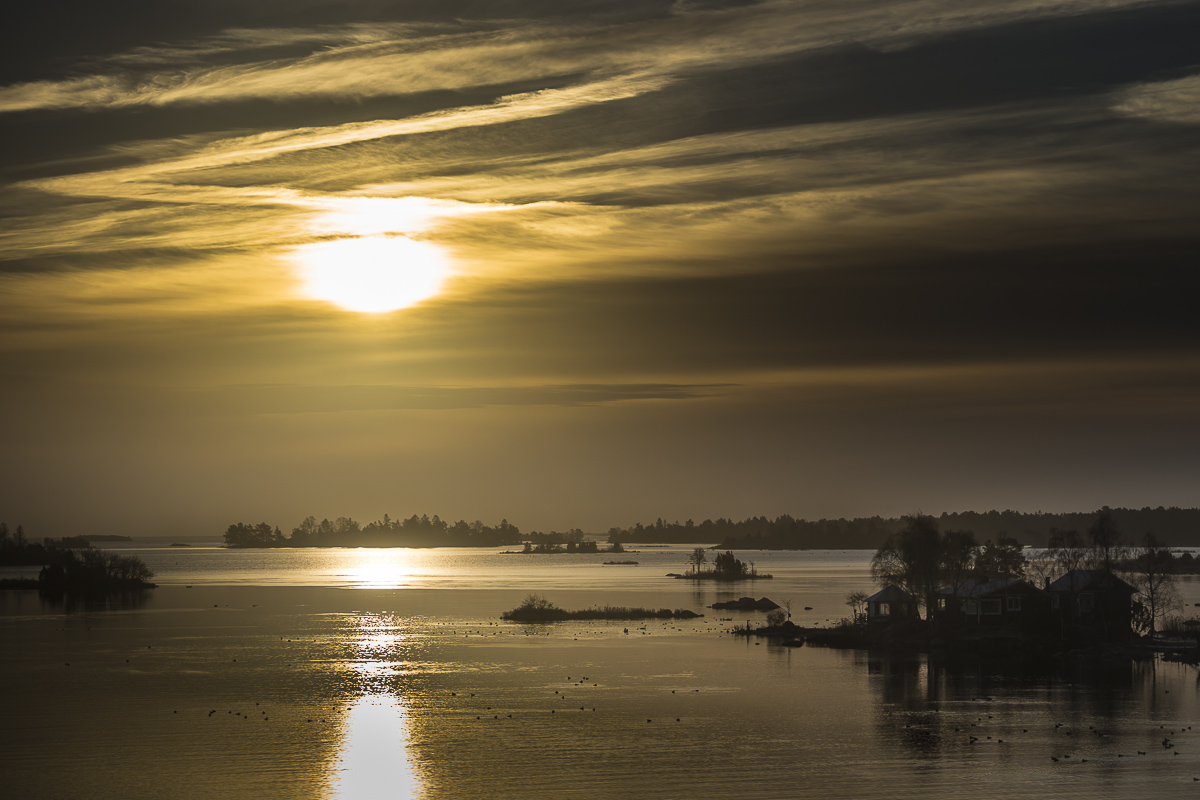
3 545 1200 799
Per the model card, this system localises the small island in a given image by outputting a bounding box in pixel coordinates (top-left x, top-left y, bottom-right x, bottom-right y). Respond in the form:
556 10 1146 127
1 523 156 592
501 594 703 623
673 549 772 581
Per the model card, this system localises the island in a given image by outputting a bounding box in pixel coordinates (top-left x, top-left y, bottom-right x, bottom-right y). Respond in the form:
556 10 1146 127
0 527 156 593
501 594 703 623
672 550 772 580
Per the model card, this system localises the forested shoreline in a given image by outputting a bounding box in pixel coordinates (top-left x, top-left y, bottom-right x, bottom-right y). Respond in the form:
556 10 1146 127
606 507 1200 549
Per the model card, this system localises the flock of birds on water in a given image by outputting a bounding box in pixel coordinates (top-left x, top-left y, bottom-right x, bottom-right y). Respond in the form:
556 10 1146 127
50 608 1200 785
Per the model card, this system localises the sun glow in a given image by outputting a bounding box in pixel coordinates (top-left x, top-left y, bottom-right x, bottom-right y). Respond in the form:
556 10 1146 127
294 236 450 312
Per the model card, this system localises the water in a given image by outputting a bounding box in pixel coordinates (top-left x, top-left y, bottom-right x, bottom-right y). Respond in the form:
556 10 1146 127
3 546 1200 799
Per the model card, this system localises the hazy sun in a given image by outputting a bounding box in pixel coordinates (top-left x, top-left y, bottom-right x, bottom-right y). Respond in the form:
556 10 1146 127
294 236 450 313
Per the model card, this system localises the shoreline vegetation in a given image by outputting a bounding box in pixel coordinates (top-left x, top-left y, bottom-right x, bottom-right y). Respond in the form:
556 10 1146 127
501 594 702 623
0 525 156 593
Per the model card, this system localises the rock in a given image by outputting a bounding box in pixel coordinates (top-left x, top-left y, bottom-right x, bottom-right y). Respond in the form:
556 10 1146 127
709 597 780 611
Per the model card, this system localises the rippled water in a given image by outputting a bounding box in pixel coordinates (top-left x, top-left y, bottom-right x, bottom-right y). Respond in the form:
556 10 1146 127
3 546 1200 799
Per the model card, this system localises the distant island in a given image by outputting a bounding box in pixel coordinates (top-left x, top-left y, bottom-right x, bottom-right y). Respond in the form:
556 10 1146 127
222 514 521 548
504 540 627 555
501 594 702 622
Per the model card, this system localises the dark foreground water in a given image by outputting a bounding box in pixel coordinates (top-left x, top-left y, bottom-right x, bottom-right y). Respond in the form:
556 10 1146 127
3 546 1200 799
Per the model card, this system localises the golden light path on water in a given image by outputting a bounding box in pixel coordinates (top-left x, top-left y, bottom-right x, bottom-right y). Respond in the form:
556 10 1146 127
329 614 424 799
340 548 422 588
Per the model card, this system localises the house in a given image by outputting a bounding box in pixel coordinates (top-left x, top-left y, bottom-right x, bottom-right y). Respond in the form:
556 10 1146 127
1047 569 1135 643
935 578 1050 631
865 585 919 622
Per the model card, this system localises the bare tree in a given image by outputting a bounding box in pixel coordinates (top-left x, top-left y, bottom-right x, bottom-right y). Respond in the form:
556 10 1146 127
940 529 978 592
1046 527 1088 577
845 591 868 622
1023 546 1057 590
687 547 708 574
1088 507 1125 572
1127 533 1180 638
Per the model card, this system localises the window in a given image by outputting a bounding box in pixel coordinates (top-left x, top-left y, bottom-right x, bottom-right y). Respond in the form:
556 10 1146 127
963 600 978 615
982 598 1002 615
1079 593 1094 613
1006 596 1022 612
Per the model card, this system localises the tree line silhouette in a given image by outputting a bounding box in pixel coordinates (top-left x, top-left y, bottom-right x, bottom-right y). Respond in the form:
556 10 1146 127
224 514 521 548
605 507 1200 548
0 522 154 590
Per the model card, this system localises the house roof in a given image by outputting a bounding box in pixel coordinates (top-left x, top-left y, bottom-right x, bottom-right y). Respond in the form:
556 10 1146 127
1047 569 1135 594
866 585 916 604
937 578 1044 598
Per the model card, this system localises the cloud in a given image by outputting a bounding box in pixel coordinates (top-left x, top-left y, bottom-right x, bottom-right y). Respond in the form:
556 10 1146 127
1112 73 1200 124
0 0 1176 112
181 382 733 415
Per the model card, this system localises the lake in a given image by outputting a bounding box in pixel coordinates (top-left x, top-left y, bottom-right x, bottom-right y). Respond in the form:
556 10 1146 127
3 544 1200 799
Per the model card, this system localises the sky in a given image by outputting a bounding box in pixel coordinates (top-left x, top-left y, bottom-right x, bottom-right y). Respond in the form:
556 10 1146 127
2 0 1199 539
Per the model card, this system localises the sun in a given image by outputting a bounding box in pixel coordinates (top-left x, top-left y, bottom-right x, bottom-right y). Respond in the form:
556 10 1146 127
293 236 450 313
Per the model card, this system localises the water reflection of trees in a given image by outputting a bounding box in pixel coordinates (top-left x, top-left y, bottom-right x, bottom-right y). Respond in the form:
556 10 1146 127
862 651 1137 758
37 587 154 613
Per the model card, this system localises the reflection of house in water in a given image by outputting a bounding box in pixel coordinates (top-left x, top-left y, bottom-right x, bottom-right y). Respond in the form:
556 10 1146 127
866 585 919 622
1047 569 1135 643
934 578 1050 634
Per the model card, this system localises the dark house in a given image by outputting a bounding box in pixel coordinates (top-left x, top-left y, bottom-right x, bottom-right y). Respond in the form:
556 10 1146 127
1047 569 1134 643
865 585 919 622
934 578 1051 632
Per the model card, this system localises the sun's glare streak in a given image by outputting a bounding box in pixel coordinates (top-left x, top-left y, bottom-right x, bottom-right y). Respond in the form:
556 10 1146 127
294 236 450 313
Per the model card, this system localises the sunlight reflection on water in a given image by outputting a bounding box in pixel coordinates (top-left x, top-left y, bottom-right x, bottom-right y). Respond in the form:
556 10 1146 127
329 613 424 799
331 696 421 800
